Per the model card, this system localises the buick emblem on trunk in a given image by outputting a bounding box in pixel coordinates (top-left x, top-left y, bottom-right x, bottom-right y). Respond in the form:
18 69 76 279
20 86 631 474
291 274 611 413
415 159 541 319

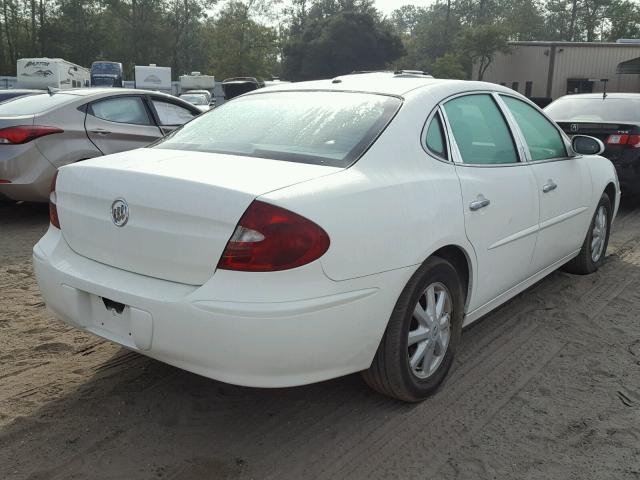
570 124 579 132
111 198 129 227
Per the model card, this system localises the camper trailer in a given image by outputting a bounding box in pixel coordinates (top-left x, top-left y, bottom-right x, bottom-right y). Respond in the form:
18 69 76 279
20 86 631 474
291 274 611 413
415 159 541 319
16 58 89 89
134 65 172 92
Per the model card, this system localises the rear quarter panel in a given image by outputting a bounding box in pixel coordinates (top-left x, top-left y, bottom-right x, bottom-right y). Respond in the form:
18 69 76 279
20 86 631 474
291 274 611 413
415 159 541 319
584 154 621 218
35 100 102 168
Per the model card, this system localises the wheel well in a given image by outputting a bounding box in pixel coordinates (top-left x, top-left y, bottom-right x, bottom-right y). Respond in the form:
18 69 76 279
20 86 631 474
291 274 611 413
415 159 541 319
431 245 471 302
604 182 616 204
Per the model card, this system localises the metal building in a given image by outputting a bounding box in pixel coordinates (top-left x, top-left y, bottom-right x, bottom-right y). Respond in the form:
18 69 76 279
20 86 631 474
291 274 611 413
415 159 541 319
479 41 640 101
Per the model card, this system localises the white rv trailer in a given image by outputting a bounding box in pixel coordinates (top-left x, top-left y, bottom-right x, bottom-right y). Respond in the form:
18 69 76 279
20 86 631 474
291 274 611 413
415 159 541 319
16 58 90 89
179 72 215 92
134 64 172 91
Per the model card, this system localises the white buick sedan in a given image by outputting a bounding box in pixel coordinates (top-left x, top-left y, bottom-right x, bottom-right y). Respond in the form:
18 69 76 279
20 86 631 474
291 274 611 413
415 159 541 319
34 72 620 402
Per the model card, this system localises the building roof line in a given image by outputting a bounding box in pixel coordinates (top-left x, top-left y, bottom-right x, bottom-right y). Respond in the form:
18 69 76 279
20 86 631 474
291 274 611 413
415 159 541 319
509 40 640 48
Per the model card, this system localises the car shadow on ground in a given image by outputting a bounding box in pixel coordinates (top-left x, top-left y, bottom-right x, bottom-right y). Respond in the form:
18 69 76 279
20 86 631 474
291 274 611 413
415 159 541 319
2 197 640 480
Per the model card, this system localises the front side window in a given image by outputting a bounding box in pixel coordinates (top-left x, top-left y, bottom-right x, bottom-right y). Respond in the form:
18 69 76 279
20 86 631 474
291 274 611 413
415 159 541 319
424 112 447 159
443 94 518 165
501 95 567 161
154 91 402 167
152 100 196 126
89 96 151 125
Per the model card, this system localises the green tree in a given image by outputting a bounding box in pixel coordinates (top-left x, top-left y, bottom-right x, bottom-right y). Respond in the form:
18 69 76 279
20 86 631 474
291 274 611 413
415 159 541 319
202 0 280 79
282 1 404 80
431 53 466 79
458 24 510 80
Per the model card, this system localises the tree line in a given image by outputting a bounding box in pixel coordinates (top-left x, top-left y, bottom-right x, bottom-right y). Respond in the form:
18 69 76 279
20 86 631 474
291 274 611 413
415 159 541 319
0 0 638 81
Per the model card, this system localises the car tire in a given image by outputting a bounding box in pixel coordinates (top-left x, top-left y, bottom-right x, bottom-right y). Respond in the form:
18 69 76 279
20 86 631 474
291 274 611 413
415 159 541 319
362 256 464 402
563 193 612 275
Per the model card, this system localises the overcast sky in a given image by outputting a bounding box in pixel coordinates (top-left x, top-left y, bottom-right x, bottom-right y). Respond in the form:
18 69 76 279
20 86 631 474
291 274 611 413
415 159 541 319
374 0 434 15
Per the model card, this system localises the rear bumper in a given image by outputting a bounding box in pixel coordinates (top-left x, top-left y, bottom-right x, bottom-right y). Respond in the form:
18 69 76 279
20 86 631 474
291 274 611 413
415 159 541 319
33 227 411 387
0 144 55 202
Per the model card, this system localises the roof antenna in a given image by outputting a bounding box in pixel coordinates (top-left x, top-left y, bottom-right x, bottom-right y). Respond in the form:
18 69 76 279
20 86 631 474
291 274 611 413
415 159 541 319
602 78 608 100
47 86 59 96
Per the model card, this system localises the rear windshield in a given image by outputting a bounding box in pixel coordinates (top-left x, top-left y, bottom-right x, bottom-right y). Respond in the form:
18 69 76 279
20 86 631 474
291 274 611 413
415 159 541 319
545 97 640 123
154 91 402 167
180 94 208 105
0 93 76 115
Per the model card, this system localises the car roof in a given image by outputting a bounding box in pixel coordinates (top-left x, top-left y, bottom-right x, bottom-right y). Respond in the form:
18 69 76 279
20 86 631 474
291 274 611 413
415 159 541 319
56 88 177 99
0 89 45 94
555 93 640 100
246 72 510 98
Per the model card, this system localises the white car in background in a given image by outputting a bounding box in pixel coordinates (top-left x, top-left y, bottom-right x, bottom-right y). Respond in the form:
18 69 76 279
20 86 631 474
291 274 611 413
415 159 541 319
178 92 211 112
34 73 619 402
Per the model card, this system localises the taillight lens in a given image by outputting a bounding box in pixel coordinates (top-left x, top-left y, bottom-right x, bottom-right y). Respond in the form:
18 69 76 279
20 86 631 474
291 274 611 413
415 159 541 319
0 125 63 145
606 134 628 145
218 201 330 272
627 134 640 148
49 171 60 229
606 134 640 148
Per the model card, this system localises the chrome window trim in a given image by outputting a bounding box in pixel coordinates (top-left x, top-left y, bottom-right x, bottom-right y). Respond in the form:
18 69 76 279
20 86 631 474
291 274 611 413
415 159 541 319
438 90 525 168
420 106 452 164
496 92 576 163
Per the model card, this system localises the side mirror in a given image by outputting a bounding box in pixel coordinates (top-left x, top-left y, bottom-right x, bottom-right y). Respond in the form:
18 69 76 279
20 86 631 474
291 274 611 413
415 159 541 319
572 135 605 156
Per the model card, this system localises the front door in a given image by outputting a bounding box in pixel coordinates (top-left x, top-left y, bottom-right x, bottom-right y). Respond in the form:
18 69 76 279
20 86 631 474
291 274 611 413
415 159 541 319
443 93 540 311
499 94 590 271
85 95 163 155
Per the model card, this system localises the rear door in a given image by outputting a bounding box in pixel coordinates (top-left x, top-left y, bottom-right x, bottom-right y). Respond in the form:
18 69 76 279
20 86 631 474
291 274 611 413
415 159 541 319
85 95 163 154
500 95 591 272
148 97 199 135
442 93 539 311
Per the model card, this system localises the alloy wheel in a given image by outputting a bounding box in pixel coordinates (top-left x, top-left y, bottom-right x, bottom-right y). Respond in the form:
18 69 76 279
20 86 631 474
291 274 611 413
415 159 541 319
591 205 607 263
408 282 452 379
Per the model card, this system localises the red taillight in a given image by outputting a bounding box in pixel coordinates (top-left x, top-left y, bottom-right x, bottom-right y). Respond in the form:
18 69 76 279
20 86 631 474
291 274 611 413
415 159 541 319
218 201 330 272
0 125 63 145
627 134 640 148
606 134 640 148
49 171 60 229
606 134 628 145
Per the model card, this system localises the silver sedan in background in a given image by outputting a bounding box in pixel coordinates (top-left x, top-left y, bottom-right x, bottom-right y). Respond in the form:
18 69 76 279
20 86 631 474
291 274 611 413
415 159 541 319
0 88 201 202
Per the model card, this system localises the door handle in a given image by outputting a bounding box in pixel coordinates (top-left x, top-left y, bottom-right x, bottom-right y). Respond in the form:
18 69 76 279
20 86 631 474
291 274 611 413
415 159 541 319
469 195 490 211
88 128 111 135
543 181 557 193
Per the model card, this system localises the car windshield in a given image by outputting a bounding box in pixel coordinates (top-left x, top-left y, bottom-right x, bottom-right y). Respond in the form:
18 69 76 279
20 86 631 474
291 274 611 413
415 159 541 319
180 94 208 105
91 63 121 75
0 92 74 115
91 77 115 87
154 91 401 167
545 97 640 123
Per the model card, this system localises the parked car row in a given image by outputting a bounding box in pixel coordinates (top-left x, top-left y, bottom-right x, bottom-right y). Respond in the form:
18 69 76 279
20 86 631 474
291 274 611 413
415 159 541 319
31 71 620 402
0 88 201 202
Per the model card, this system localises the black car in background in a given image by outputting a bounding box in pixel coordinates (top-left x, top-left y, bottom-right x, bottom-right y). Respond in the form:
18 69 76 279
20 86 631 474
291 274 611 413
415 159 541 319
221 77 263 100
545 93 640 194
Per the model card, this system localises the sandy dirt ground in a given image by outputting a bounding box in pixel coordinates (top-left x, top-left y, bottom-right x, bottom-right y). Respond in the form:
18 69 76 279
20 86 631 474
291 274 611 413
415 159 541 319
1 199 639 480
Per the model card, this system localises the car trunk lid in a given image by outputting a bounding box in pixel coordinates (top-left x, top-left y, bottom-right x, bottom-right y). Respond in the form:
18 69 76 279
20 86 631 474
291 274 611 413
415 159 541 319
56 148 340 285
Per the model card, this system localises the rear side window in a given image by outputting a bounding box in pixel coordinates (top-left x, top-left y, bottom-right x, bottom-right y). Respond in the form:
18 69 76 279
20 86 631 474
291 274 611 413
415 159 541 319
152 100 196 126
0 93 73 115
154 91 402 167
443 94 518 165
89 96 151 125
425 112 447 159
501 95 566 161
